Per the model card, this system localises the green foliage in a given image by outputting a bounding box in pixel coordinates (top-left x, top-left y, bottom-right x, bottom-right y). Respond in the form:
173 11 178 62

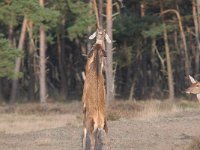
67 0 95 40
114 14 160 41
0 35 22 79
0 1 18 25
116 46 133 68
114 14 144 40
0 0 59 29
142 23 175 38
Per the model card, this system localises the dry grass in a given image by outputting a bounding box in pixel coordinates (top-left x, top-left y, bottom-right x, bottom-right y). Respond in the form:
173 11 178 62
36 138 53 146
0 101 82 134
135 100 178 119
0 113 81 134
187 137 200 150
108 100 178 120
0 101 82 115
108 99 200 120
0 99 199 134
178 100 200 109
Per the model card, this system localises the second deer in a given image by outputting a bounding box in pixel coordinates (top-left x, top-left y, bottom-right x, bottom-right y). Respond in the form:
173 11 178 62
186 75 200 102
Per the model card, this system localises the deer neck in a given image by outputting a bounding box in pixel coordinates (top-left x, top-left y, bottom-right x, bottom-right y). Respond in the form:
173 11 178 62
96 39 103 45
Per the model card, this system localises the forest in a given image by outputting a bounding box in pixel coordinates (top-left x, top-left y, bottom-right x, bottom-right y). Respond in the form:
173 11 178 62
0 0 199 103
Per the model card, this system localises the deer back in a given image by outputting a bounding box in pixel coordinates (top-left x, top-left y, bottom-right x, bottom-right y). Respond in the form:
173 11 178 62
82 44 106 114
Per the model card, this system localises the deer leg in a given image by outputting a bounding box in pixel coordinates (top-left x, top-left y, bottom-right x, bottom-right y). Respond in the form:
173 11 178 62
103 119 108 133
89 131 95 150
87 118 95 150
82 106 88 150
82 128 87 150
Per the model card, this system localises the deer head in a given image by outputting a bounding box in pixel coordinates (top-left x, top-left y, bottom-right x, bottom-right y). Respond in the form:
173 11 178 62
186 75 200 102
89 28 111 45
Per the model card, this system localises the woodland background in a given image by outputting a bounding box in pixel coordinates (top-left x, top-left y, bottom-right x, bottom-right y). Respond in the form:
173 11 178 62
0 0 199 103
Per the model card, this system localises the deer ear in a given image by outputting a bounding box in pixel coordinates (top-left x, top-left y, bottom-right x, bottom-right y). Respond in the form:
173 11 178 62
89 32 96 40
189 75 197 84
105 34 111 43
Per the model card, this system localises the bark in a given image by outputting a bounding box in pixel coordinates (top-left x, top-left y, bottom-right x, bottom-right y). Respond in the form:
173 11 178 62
106 0 114 103
10 17 28 103
140 2 145 17
28 21 35 100
160 0 175 100
39 0 47 104
128 79 135 101
174 30 180 53
8 24 14 48
0 80 3 101
161 9 190 77
152 38 165 72
197 0 200 31
98 0 103 27
87 1 92 52
57 21 68 100
92 0 100 28
193 0 200 74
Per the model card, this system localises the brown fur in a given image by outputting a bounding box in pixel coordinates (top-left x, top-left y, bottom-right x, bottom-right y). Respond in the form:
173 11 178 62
82 44 108 150
186 75 200 103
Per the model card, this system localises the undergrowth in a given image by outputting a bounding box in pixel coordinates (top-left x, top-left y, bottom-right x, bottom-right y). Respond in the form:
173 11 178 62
0 99 199 121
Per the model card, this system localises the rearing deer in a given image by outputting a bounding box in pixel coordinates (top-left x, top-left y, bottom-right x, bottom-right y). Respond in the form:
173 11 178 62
82 28 111 150
186 75 200 102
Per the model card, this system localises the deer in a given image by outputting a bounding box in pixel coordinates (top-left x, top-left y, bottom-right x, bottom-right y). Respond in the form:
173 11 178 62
186 75 200 102
82 27 111 150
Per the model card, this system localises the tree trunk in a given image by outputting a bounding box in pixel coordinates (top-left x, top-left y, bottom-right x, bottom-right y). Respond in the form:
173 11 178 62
57 23 68 100
161 9 190 77
10 17 27 103
87 1 92 52
140 2 145 17
0 80 3 101
197 0 200 31
193 0 200 74
98 0 103 26
8 24 14 48
106 0 114 103
39 0 47 104
160 0 175 100
28 21 35 100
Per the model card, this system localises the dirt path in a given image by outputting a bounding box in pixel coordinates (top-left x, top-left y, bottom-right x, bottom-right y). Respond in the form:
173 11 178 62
0 110 200 150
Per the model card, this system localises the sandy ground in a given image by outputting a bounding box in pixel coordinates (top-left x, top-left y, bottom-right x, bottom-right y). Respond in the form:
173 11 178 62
0 109 200 150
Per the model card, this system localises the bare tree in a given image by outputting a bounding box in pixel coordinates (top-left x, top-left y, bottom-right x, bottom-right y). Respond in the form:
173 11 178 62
106 0 114 103
10 17 28 103
160 0 175 100
161 9 190 77
57 19 68 100
39 0 47 104
193 0 200 74
27 21 36 100
8 24 14 48
98 0 103 26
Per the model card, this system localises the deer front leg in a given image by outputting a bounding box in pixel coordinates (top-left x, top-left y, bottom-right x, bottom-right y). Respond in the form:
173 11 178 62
82 128 87 150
